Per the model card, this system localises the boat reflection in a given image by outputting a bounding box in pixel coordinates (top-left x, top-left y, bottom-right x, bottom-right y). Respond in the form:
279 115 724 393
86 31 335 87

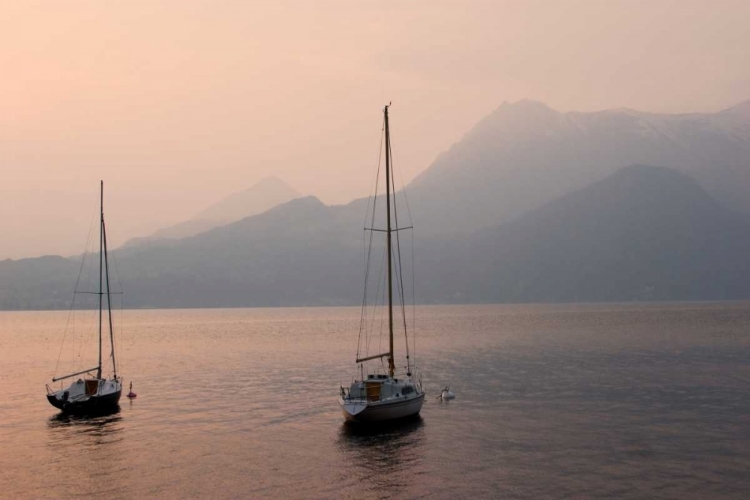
48 405 123 445
340 414 425 440
337 416 426 496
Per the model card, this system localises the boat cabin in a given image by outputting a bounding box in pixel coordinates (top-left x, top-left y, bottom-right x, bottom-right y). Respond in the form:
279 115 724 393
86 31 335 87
346 375 416 402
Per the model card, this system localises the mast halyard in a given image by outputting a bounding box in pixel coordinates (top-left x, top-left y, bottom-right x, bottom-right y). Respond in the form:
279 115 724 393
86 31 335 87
102 197 117 380
385 105 395 378
97 180 103 380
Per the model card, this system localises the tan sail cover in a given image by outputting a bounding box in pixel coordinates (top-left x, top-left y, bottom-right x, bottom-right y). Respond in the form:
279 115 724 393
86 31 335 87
365 382 381 402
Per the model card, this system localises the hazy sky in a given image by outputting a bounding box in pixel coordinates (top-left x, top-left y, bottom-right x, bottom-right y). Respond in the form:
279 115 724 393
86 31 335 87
2 0 749 258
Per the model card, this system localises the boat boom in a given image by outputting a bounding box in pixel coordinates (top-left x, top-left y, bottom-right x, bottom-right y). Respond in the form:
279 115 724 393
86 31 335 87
355 352 391 363
52 366 100 382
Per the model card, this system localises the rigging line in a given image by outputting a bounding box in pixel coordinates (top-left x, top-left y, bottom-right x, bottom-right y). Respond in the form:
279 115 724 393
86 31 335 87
388 134 411 368
81 191 104 376
356 231 371 359
358 209 379 358
77 261 99 369
358 195 380 360
102 217 117 379
76 256 98 372
377 238 388 359
110 293 123 379
411 229 417 377
361 118 385 236
105 226 125 379
363 234 386 364
396 158 417 380
109 259 124 294
106 232 125 377
357 116 385 361
392 131 415 229
55 206 97 377
393 133 419 376
378 254 389 377
392 234 410 370
359 117 386 362
364 227 413 232
108 236 124 294
366 235 388 362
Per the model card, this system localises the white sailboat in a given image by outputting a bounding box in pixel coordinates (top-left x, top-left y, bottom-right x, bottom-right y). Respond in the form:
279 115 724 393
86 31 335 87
46 181 122 413
339 105 425 423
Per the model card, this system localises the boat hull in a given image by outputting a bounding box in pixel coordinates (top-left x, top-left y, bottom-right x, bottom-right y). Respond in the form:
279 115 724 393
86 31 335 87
47 388 122 413
340 392 425 423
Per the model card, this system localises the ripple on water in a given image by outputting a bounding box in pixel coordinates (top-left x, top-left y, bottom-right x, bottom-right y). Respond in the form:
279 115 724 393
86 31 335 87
0 303 749 499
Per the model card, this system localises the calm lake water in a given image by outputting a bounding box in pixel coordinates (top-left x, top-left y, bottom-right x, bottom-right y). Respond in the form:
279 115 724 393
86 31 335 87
1 303 749 499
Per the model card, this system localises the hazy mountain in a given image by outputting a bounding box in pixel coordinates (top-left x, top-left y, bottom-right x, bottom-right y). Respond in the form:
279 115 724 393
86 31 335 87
123 177 301 248
195 177 302 222
406 99 750 236
3 165 750 309
424 165 750 303
0 256 80 310
4 99 750 309
110 196 363 308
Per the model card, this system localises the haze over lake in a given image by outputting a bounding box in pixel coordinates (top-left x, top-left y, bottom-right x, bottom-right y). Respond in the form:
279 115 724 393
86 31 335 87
3 303 749 499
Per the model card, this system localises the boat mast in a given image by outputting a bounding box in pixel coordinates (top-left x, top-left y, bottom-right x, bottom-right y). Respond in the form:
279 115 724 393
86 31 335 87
101 184 117 380
385 105 395 378
97 180 103 380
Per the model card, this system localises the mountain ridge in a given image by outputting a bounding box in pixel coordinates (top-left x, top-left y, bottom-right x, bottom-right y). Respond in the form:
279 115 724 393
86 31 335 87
405 99 750 238
123 176 302 248
2 164 750 309
427 164 750 303
3 97 750 309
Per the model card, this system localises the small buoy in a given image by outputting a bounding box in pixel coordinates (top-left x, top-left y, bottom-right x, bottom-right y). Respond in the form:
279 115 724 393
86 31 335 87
440 387 455 400
126 382 137 399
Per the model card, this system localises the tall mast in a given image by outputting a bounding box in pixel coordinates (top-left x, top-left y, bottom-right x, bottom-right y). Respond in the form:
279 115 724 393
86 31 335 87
385 105 395 378
97 180 103 380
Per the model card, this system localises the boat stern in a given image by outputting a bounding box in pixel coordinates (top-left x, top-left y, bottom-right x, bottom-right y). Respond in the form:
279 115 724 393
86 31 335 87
46 393 65 410
340 397 368 421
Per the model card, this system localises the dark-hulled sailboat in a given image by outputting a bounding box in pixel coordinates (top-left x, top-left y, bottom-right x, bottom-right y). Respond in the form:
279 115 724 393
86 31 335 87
339 105 425 423
46 181 122 413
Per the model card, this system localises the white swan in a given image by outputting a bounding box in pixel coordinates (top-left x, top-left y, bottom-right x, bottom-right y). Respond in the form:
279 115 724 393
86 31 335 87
440 387 455 400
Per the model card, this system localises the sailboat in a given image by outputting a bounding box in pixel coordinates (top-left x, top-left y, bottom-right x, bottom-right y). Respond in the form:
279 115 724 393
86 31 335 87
46 181 122 413
339 105 425 423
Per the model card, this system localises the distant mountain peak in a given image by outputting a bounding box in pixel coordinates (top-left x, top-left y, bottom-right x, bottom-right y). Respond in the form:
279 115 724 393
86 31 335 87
273 195 325 211
513 98 553 109
721 99 750 116
494 99 557 115
194 177 302 222
121 176 303 249
254 176 294 188
407 97 750 240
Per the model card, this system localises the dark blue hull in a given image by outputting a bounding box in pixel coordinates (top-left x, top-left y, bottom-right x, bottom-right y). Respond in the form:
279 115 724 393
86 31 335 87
47 389 122 414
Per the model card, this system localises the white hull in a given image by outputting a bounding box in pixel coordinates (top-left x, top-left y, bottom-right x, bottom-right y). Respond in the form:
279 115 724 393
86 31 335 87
340 392 425 423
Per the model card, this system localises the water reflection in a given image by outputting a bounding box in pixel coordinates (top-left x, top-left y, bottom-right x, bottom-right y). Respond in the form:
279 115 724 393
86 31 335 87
339 415 425 441
48 406 123 446
44 407 127 499
337 416 426 497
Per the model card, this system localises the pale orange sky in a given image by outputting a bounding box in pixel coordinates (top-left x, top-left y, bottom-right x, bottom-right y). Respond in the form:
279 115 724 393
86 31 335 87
2 0 749 258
